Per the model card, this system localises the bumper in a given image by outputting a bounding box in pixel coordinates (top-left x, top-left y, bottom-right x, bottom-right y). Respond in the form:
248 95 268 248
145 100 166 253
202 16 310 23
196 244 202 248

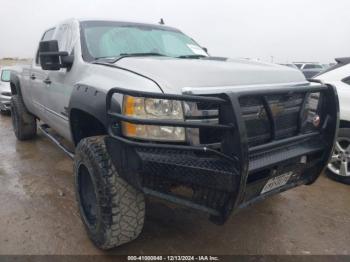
105 81 339 223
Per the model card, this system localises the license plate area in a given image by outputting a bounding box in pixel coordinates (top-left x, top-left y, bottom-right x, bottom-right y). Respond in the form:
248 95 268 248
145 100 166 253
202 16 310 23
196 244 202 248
261 171 293 194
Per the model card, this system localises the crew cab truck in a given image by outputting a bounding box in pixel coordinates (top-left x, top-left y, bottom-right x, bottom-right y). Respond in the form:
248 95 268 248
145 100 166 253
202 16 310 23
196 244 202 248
10 19 339 249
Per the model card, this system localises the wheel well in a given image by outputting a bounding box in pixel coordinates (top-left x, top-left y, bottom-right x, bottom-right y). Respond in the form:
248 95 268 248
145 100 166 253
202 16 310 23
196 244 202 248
10 82 18 95
70 109 107 145
339 120 350 129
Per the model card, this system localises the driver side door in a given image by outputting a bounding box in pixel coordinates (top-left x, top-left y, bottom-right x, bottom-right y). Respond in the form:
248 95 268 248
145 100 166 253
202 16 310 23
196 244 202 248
43 22 76 141
30 28 56 121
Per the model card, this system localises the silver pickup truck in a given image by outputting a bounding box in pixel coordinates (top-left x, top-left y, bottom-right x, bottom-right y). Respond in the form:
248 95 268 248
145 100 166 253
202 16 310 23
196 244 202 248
10 18 339 249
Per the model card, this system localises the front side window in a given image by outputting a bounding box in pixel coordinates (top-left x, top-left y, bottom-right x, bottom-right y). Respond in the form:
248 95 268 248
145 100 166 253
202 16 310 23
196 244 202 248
1 70 11 82
54 23 75 53
80 21 207 61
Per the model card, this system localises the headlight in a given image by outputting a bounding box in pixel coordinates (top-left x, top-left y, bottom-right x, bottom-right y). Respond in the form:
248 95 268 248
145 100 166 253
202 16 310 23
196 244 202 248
122 95 185 141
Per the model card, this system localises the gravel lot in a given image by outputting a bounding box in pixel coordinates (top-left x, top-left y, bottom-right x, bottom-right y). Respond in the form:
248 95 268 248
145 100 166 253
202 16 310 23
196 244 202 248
0 113 349 255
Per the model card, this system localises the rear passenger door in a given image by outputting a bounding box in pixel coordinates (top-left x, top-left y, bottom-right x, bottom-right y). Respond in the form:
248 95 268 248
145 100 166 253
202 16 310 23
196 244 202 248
30 28 56 120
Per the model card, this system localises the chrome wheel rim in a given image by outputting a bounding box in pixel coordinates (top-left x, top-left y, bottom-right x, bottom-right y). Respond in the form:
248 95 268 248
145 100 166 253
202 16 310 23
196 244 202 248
328 137 350 177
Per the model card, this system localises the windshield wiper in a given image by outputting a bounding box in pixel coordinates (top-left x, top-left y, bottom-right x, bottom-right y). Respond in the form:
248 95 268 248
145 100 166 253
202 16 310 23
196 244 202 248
177 54 207 59
113 52 166 62
91 56 119 64
91 53 167 64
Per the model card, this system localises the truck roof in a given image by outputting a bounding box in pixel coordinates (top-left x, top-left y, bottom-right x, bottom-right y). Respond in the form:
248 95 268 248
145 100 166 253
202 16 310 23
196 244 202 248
63 18 181 32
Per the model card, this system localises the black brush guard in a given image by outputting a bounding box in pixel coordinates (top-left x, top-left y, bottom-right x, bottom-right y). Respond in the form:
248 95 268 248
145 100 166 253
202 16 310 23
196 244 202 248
104 81 339 223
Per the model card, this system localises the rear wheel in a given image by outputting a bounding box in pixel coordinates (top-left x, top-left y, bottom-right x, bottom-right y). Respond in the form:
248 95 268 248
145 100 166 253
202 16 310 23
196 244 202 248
74 136 145 249
11 95 37 140
326 128 350 185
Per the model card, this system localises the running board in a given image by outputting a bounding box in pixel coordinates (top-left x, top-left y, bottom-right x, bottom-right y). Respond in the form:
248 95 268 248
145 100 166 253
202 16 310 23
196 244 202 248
38 124 75 159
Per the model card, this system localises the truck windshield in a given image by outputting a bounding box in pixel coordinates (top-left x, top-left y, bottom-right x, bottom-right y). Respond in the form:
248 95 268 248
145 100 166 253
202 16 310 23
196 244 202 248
1 70 11 82
80 21 207 62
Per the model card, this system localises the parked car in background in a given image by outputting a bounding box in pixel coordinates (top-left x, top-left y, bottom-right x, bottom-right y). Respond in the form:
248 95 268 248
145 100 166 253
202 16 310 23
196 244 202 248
279 63 299 69
0 67 12 114
315 57 350 185
293 62 325 79
322 64 331 69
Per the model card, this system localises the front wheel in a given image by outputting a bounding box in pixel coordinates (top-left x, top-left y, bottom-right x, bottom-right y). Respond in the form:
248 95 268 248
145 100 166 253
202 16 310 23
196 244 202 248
74 136 145 249
326 128 350 185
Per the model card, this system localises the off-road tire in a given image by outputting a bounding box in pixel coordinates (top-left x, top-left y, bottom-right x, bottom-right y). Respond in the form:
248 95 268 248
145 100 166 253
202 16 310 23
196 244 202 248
325 128 350 185
11 95 37 140
74 136 145 249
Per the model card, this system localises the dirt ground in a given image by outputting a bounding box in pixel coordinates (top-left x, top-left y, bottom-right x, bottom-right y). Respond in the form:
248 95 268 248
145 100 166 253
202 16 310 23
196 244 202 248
0 113 349 255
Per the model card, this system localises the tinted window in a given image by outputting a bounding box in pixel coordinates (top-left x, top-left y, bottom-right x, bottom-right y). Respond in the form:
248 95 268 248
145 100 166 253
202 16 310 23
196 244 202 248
1 70 11 82
342 76 350 85
294 63 303 69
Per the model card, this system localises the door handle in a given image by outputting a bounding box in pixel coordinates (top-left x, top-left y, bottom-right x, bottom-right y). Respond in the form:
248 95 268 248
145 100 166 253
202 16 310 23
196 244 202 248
30 74 36 80
43 78 51 85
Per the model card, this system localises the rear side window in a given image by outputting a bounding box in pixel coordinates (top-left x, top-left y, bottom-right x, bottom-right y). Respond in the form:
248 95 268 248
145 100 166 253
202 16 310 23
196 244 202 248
35 28 56 65
342 76 350 85
1 70 11 82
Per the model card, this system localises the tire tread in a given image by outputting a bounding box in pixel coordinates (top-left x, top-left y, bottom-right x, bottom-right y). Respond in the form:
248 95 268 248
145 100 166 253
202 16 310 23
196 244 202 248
74 136 145 249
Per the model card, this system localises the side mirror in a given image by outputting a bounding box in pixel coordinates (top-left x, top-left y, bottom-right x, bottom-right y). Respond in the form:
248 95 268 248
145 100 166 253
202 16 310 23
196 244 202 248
203 47 208 53
39 40 73 71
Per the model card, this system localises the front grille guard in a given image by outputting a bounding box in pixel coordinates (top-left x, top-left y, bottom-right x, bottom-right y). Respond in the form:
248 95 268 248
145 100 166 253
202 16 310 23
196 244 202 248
105 82 338 221
105 87 237 162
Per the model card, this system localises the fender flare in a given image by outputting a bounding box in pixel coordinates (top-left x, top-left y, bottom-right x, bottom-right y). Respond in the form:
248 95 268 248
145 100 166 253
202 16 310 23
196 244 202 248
68 84 121 143
10 72 22 96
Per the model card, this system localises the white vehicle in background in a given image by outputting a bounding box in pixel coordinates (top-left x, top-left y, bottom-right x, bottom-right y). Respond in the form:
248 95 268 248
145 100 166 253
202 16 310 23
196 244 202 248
294 62 325 79
315 57 350 184
0 67 12 114
279 63 299 70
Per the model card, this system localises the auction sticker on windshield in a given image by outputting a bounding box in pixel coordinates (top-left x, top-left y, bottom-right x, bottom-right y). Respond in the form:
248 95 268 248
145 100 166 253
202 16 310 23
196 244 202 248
261 171 293 194
187 44 208 56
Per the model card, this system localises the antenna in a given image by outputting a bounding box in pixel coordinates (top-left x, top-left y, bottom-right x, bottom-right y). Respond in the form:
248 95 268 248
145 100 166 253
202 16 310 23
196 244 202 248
159 18 165 25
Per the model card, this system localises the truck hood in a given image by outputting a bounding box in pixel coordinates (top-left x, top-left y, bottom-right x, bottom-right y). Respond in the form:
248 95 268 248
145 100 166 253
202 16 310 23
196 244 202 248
114 57 307 94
